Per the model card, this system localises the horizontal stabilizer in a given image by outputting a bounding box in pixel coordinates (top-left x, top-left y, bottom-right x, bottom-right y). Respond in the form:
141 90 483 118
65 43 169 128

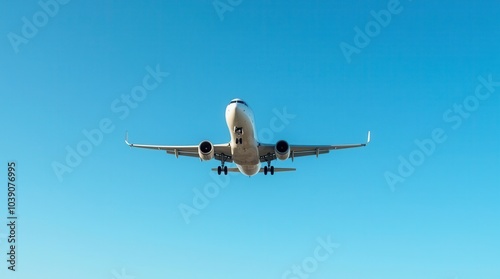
211 167 296 173
211 167 241 173
259 167 296 172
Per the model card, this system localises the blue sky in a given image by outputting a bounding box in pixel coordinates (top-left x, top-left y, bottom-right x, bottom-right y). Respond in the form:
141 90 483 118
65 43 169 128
1 0 499 278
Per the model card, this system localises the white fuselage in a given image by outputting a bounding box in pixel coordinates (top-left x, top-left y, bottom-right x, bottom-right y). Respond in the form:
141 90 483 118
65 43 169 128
225 101 261 176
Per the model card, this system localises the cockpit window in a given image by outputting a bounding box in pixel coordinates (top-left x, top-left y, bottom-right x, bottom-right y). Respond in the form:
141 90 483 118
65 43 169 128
230 100 248 106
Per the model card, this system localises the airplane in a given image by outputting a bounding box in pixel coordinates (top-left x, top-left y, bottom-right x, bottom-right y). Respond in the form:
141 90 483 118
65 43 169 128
125 98 370 176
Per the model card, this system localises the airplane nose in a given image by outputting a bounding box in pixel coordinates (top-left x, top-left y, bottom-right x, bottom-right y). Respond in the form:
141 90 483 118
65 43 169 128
235 104 244 113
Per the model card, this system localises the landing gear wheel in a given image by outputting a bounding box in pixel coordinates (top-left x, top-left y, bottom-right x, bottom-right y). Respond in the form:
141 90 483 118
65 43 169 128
270 166 275 175
218 153 229 176
264 166 268 175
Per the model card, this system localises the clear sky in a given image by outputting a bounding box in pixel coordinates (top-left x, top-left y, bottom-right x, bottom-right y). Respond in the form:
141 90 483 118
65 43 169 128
1 0 499 278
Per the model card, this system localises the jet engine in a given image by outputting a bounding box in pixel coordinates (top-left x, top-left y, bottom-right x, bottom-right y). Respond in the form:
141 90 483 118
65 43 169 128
275 140 290 160
198 140 214 161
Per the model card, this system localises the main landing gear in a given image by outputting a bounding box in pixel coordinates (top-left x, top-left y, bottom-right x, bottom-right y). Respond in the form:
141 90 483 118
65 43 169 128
217 165 228 175
217 155 228 175
263 160 274 175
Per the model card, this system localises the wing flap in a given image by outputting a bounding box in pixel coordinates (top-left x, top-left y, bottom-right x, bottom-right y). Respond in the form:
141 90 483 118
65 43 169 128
292 149 330 158
166 150 199 158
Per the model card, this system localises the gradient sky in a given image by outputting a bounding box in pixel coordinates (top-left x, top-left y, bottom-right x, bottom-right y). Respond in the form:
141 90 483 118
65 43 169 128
1 0 499 278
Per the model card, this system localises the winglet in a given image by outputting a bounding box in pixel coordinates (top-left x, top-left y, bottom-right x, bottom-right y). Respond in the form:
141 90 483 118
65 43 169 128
125 131 133 147
367 131 371 144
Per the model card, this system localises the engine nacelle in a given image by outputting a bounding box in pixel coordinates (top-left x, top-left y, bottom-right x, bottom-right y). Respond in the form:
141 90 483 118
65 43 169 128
198 140 215 161
275 140 290 161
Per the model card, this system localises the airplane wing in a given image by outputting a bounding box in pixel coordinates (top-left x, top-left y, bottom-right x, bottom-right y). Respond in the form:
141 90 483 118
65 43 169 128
257 131 370 162
125 133 233 162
